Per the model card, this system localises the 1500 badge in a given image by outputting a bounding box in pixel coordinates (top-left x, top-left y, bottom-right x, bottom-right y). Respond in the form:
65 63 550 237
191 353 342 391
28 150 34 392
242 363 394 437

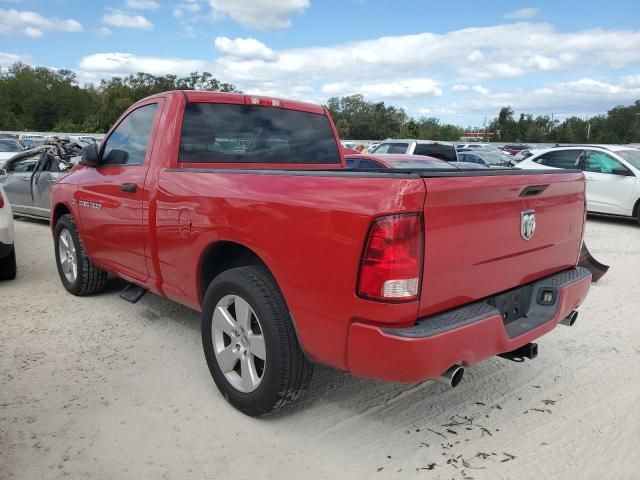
71 199 102 210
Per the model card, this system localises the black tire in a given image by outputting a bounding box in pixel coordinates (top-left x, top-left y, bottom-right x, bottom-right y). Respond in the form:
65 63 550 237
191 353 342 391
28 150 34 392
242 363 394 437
0 245 16 280
201 266 313 416
54 214 107 295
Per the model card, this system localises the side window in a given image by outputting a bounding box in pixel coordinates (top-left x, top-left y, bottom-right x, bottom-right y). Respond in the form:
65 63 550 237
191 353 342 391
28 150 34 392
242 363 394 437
346 158 358 168
372 143 390 154
387 143 409 154
101 103 158 166
9 154 40 172
358 159 385 169
536 150 582 169
583 151 626 174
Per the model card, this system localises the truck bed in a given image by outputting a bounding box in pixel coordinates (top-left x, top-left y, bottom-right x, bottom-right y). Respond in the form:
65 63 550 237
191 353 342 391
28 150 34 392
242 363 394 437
154 166 585 370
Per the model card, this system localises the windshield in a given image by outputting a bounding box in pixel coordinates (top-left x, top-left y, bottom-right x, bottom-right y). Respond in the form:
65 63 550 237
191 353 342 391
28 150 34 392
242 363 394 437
617 150 640 170
0 140 23 152
478 152 509 165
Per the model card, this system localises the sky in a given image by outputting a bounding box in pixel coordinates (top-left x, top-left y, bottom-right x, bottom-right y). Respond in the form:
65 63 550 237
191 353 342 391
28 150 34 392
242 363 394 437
1 0 640 126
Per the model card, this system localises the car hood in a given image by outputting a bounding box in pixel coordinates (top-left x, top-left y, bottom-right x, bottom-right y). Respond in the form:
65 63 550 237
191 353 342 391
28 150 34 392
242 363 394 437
0 152 19 161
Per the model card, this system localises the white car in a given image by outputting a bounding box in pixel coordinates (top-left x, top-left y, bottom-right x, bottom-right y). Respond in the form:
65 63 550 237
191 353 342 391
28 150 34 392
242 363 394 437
0 184 16 280
516 145 640 222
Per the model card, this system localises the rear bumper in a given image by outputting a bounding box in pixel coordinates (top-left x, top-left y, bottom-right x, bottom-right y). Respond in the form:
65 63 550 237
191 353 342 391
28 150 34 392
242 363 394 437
346 267 592 382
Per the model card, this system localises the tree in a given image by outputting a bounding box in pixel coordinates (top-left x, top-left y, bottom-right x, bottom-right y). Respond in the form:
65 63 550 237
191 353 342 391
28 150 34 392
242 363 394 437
0 63 236 132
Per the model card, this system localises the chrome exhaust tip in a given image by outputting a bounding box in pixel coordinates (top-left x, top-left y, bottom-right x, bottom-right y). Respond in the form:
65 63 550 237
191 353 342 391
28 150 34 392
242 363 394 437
434 365 465 388
560 310 578 327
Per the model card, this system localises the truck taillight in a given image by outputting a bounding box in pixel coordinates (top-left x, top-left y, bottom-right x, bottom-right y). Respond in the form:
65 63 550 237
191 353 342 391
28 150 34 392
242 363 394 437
0 191 4 208
358 214 423 302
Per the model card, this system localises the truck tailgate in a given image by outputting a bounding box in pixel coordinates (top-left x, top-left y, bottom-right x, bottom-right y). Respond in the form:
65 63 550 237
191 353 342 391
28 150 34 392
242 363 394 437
418 171 585 317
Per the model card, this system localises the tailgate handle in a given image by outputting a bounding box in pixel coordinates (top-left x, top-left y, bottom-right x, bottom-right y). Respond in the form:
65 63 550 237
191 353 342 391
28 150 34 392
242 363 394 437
520 185 549 197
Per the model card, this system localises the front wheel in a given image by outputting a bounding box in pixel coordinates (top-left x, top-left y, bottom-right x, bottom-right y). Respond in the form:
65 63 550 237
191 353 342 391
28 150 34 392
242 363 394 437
201 266 313 416
54 214 107 295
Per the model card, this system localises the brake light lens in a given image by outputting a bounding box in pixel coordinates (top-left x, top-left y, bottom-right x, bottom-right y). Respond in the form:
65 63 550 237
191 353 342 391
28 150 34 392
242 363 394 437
358 214 423 301
245 95 281 107
0 191 4 209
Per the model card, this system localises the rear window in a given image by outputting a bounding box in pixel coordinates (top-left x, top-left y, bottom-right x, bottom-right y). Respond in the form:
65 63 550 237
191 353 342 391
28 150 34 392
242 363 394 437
372 143 409 154
414 143 457 162
179 103 340 164
535 150 582 169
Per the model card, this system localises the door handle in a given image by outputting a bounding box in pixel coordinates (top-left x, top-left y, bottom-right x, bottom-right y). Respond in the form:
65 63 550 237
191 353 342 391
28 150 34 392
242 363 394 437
120 183 137 193
21 177 31 181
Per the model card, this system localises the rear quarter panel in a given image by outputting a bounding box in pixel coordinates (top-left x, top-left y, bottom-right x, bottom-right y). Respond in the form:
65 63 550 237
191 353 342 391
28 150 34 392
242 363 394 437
154 170 427 369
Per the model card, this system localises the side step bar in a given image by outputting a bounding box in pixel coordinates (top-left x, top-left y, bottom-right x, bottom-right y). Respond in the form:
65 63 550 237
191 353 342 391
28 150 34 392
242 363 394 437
119 282 147 303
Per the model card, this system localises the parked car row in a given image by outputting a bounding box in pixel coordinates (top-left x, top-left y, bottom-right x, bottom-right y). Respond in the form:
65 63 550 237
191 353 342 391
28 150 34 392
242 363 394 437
0 138 84 220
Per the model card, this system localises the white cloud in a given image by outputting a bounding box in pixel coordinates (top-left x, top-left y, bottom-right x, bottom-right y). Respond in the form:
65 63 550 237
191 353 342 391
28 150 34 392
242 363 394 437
97 27 113 36
451 84 490 95
455 77 640 116
322 78 442 99
125 0 160 9
102 9 153 30
0 9 83 36
73 21 640 122
24 27 42 38
79 52 209 76
214 36 276 61
174 0 202 17
620 74 640 89
208 0 309 30
471 85 490 95
0 51 24 68
504 8 539 20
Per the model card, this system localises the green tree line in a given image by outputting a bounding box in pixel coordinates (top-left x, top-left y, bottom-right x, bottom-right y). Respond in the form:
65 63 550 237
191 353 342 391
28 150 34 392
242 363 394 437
0 63 235 133
1 62 639 143
489 105 640 144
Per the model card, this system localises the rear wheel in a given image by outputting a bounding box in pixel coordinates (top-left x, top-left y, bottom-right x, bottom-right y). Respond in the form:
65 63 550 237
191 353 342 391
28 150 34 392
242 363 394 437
54 214 107 295
201 266 313 416
0 246 16 280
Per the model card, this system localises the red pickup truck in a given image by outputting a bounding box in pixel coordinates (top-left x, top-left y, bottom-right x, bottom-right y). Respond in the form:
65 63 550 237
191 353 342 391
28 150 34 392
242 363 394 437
50 91 591 416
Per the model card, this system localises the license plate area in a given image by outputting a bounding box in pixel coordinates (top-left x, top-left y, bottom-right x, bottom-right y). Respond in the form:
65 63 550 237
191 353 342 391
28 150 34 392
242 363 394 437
487 285 534 326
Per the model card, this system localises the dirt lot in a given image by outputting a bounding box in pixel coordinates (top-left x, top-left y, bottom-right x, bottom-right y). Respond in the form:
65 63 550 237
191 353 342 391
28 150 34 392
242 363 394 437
1 217 639 480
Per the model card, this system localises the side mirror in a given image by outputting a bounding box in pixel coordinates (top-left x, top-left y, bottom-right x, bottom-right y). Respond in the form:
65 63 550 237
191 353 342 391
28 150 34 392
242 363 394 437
612 167 632 176
0 168 6 177
80 142 100 167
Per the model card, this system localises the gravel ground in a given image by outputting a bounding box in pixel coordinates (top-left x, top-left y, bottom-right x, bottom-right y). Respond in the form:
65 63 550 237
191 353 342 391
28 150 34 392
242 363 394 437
1 216 639 480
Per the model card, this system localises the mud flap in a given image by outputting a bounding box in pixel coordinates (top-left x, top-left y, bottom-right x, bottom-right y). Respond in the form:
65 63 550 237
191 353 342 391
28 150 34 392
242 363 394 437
578 243 609 282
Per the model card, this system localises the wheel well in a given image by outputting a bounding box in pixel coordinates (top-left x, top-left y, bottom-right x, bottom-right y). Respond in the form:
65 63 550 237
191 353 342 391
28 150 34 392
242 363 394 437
51 203 71 227
633 197 640 219
199 241 267 302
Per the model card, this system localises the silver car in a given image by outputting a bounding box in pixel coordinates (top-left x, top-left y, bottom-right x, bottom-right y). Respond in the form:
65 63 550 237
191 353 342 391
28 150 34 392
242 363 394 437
0 147 78 219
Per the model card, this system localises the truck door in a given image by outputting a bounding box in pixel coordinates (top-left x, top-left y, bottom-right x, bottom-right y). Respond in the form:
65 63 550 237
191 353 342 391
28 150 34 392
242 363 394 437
31 152 60 217
76 101 161 282
1 152 41 216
